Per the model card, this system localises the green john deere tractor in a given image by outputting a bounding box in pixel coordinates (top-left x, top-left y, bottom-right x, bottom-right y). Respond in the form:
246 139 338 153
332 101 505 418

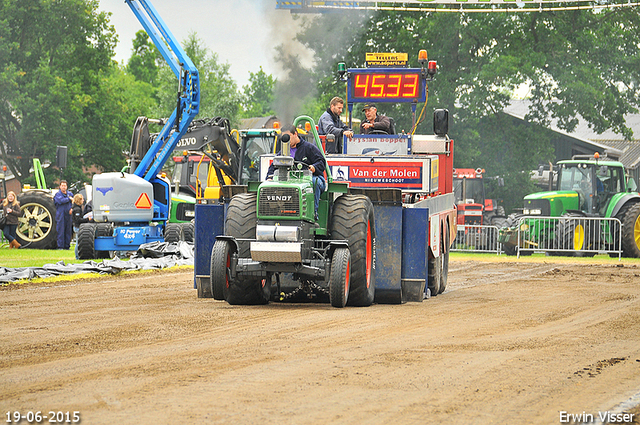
208 116 376 308
499 155 640 257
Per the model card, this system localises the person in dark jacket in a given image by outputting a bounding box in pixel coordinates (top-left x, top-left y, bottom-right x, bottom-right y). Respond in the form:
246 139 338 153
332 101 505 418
2 191 22 248
317 96 354 153
53 180 73 250
72 193 91 233
360 104 393 134
267 125 326 216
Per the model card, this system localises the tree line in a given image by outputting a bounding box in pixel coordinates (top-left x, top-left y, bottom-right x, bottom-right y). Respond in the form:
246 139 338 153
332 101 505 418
1 1 638 213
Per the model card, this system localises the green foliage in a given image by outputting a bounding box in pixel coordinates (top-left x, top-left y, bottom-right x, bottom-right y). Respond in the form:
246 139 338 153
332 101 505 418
291 8 640 214
0 0 121 184
126 30 163 86
241 67 276 118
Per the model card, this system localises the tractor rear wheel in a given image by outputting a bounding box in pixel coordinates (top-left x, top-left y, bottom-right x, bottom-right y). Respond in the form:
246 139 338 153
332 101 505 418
621 202 640 258
225 193 257 258
329 248 351 308
16 192 57 249
330 195 375 307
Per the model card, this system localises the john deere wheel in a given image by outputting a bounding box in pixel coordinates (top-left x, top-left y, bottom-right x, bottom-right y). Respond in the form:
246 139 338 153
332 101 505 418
225 193 257 258
164 222 184 243
16 191 57 249
330 195 375 307
621 202 640 258
557 213 595 257
181 222 195 243
329 248 351 308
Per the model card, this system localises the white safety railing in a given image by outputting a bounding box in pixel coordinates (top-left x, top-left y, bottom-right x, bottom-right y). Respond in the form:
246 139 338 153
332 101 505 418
453 224 502 254
508 216 622 259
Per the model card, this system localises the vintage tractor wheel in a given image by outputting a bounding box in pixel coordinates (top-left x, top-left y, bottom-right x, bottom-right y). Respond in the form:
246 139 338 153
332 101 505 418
556 213 595 257
76 223 97 260
329 247 351 308
330 195 375 307
210 239 234 301
621 202 640 258
16 191 57 249
164 222 184 243
181 222 195 243
225 193 257 258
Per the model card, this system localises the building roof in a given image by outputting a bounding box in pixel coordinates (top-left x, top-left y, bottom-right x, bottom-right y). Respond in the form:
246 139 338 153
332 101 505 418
504 100 640 169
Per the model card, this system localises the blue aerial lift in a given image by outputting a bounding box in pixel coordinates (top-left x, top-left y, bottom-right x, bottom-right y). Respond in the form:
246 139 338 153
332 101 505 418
76 0 200 259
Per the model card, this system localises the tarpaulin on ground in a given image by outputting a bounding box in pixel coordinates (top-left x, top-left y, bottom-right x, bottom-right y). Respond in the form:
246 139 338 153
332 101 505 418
0 241 193 284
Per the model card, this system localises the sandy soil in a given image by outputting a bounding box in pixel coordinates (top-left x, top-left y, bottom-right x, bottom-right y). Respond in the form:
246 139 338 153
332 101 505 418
1 258 640 425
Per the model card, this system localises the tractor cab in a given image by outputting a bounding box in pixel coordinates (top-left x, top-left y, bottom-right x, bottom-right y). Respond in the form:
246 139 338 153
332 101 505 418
556 160 626 215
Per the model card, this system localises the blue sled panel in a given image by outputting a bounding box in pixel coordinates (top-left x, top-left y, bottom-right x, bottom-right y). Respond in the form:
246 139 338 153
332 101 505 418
401 207 429 302
372 202 403 304
194 203 225 296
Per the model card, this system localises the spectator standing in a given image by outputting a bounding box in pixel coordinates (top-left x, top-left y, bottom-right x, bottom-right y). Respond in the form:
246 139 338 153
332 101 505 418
54 180 73 250
318 96 354 153
2 191 22 248
72 193 91 234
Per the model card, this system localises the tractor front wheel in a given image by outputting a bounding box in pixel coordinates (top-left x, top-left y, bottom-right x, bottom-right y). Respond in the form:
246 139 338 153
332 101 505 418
330 195 375 307
329 248 351 308
210 240 234 301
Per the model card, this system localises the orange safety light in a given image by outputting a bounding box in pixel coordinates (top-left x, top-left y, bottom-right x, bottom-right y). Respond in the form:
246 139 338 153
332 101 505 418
305 122 311 132
594 152 600 159
183 150 188 156
273 121 280 129
418 50 428 63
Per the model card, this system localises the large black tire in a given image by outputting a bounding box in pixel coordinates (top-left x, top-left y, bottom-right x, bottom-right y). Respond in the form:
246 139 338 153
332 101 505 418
225 193 257 258
227 276 270 306
164 222 184 243
556 213 596 257
210 240 234 301
427 254 442 297
16 191 57 249
621 202 640 258
95 223 113 259
330 195 375 307
181 222 195 243
439 224 450 294
329 248 351 308
76 223 97 260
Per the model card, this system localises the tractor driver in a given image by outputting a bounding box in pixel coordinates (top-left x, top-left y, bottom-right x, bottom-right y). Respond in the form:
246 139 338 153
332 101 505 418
266 125 326 219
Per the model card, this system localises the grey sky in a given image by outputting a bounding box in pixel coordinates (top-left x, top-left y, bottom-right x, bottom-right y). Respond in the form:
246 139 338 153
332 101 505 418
97 0 292 87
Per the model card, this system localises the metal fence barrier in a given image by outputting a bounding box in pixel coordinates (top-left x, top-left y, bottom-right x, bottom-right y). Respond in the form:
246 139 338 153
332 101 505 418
453 224 502 254
510 216 622 259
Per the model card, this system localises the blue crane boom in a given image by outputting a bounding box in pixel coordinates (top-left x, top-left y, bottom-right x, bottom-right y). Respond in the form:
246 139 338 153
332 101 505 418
125 0 200 181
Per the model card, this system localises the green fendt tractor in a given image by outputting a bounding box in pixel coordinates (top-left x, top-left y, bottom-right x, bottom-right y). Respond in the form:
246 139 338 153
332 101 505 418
209 116 375 308
499 154 640 257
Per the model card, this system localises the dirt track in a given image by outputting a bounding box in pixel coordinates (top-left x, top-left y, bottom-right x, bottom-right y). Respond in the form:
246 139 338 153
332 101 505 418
2 257 640 425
